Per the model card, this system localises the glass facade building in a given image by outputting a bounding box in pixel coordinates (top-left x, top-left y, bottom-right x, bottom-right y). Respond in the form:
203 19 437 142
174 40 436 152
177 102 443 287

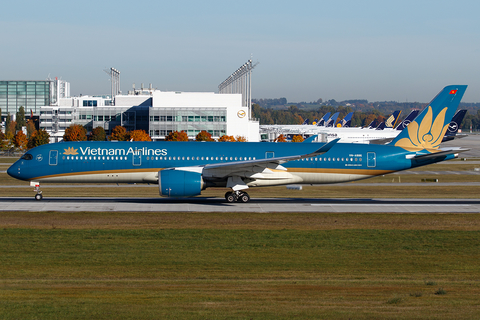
148 108 227 139
0 81 56 116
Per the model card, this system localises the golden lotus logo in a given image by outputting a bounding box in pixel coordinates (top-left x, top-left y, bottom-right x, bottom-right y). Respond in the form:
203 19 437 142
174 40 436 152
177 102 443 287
63 147 79 155
395 106 448 152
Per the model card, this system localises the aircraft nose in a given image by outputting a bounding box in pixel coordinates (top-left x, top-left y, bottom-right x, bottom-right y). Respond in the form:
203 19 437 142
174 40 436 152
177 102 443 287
7 163 20 179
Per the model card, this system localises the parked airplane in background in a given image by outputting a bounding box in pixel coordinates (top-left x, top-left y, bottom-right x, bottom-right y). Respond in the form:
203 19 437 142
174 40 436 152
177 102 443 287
337 112 354 127
394 109 420 131
443 109 468 142
316 112 331 126
264 109 404 143
325 112 340 127
8 85 468 203
368 108 467 144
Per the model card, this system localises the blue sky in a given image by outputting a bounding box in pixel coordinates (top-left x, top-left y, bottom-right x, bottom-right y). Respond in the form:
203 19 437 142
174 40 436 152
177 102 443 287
2 0 480 103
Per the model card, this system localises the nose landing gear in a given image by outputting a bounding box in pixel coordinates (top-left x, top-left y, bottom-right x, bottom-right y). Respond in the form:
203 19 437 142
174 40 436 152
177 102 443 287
225 191 250 203
31 182 43 201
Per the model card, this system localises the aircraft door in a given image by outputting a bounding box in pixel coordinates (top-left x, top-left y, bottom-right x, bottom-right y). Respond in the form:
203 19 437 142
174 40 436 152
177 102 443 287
133 152 142 166
367 152 376 168
49 150 58 166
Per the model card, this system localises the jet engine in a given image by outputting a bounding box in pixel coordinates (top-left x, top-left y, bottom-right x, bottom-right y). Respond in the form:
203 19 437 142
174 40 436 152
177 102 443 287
159 169 204 197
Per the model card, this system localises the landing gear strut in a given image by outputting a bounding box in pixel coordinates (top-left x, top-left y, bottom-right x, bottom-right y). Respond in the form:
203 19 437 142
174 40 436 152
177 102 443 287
225 191 250 203
32 182 43 201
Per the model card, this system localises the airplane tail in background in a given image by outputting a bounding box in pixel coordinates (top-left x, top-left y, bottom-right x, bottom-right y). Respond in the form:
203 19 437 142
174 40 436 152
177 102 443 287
384 110 401 128
443 109 467 141
389 85 467 151
375 110 400 130
365 119 378 129
395 109 420 131
317 112 331 126
326 112 339 127
375 122 385 130
338 112 354 127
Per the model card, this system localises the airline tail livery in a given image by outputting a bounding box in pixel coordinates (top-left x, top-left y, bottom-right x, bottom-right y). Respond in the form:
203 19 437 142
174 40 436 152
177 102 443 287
8 85 468 203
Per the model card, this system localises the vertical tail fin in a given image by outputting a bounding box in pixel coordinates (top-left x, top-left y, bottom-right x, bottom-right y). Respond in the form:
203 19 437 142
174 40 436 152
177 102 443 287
339 112 354 127
395 109 419 130
390 85 467 151
445 109 467 137
384 110 401 128
326 112 339 127
317 112 331 126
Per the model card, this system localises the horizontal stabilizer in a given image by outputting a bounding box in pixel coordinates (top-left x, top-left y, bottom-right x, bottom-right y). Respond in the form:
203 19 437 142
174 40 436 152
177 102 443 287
410 147 469 160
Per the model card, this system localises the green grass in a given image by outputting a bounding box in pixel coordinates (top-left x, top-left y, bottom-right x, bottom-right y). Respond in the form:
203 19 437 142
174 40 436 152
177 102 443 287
0 223 479 319
1 157 480 318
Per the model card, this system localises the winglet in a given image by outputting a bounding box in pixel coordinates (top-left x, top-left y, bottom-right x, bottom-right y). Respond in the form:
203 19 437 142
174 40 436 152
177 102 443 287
303 135 318 143
311 138 340 155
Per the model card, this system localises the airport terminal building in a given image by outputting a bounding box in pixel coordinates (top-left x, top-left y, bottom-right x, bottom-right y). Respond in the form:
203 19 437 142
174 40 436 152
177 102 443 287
40 88 259 142
2 61 260 142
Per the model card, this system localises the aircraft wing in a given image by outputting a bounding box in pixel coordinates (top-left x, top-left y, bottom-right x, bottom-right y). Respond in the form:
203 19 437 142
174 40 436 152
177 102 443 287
203 138 339 172
180 138 340 190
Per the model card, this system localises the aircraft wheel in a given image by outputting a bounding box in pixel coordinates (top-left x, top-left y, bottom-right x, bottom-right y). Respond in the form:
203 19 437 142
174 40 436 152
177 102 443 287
225 192 236 203
238 192 250 203
35 193 43 201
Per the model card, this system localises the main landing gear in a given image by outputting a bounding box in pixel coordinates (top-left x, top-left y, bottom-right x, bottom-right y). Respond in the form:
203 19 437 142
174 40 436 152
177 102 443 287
225 191 250 203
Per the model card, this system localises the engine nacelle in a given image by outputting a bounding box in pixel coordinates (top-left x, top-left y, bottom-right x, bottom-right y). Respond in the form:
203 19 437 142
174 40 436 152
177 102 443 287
159 169 204 197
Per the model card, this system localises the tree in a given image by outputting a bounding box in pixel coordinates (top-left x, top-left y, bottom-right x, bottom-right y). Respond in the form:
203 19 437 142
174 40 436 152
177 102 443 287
235 136 247 142
26 119 36 139
89 126 106 141
110 126 127 141
14 130 28 150
195 130 214 142
126 130 152 141
63 124 87 141
27 129 50 149
0 131 7 150
291 135 304 142
16 106 26 131
165 130 189 141
5 113 10 133
218 135 236 142
274 134 287 142
5 117 16 137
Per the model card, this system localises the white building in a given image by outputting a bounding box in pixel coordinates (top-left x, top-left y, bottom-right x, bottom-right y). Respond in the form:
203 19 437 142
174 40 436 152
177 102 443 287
40 89 259 143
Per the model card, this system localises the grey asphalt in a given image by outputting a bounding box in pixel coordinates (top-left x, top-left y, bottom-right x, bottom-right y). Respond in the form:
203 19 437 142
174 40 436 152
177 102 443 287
1 197 479 213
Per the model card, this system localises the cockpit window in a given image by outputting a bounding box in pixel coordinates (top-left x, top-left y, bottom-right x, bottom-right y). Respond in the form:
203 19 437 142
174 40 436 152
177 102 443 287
21 154 33 160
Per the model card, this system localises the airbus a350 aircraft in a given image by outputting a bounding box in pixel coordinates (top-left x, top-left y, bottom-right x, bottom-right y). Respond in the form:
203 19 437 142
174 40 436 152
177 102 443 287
8 85 468 203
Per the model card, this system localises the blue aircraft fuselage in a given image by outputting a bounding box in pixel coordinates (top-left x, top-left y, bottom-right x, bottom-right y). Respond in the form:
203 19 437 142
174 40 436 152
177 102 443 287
7 140 452 186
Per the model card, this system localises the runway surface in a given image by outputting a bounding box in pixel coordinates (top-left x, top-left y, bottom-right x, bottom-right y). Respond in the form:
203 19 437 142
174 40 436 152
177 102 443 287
1 197 480 213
